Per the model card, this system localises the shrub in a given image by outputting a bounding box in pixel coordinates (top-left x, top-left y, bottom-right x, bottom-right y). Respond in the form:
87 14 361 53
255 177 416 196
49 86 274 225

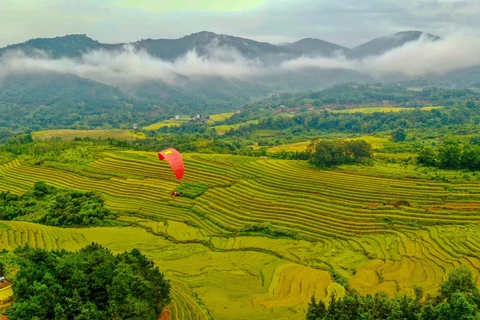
175 182 210 199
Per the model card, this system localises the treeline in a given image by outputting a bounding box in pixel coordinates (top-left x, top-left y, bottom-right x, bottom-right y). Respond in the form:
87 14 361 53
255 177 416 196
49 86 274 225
0 181 116 227
0 73 165 130
175 182 210 199
1 132 373 169
4 243 170 320
307 139 373 168
0 133 265 165
222 84 479 125
417 138 480 170
1 82 479 132
156 99 478 139
307 267 480 320
227 103 478 137
0 71 266 131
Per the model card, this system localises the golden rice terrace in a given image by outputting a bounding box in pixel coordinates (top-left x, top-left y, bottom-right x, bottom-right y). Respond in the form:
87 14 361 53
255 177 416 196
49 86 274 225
1 151 480 319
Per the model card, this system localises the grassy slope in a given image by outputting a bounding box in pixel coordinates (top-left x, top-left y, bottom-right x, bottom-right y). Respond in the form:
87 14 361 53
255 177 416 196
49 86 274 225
0 220 333 320
144 117 192 130
1 151 480 318
32 129 146 140
208 112 235 123
331 106 443 114
267 136 389 152
214 120 259 134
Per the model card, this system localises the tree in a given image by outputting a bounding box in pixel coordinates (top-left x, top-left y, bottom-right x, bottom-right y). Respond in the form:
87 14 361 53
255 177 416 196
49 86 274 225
392 128 407 142
347 140 373 160
449 293 476 319
306 297 326 320
440 266 478 301
1 182 116 227
417 146 437 167
470 136 480 146
32 181 50 198
0 260 4 276
419 303 437 320
307 139 373 168
437 139 461 169
466 100 476 109
460 145 480 170
7 244 170 320
305 267 480 320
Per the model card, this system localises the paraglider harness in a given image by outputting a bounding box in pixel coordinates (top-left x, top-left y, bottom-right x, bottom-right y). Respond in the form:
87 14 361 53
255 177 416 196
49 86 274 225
171 191 181 197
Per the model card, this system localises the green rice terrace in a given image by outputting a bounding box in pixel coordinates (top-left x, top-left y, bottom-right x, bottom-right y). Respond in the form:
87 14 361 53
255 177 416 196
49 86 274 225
1 149 480 319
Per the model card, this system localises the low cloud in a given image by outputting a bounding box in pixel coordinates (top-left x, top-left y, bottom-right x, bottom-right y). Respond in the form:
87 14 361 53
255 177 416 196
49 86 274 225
0 44 266 87
1 34 480 87
281 34 480 79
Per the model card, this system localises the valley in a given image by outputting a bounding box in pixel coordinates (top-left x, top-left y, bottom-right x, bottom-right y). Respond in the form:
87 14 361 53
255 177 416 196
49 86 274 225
1 147 480 318
1 15 480 318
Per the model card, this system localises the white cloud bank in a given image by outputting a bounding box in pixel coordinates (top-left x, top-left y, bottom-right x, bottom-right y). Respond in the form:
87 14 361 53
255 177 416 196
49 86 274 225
281 34 480 78
1 34 480 87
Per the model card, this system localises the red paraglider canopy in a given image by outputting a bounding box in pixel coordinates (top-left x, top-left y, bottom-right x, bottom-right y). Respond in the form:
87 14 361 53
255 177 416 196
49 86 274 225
158 148 185 179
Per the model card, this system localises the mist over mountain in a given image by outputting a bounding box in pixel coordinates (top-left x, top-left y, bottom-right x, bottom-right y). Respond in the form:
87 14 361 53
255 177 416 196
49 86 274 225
282 38 348 57
348 31 442 59
0 34 121 59
1 30 479 128
0 30 441 63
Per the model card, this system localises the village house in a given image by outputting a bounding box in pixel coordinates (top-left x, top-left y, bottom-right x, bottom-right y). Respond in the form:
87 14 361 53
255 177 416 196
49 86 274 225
0 277 13 307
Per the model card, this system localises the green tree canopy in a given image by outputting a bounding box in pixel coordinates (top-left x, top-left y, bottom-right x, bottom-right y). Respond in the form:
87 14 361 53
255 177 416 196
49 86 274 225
7 244 170 320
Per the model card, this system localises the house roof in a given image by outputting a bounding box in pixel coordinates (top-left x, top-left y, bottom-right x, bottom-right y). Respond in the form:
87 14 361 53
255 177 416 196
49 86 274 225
0 278 13 290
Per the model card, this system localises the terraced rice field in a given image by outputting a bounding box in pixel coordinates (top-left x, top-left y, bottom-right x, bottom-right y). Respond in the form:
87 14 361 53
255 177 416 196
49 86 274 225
214 120 259 134
1 152 480 318
268 136 389 153
0 221 324 319
346 136 390 149
144 117 191 130
207 112 235 124
268 141 311 152
32 129 145 140
331 106 443 114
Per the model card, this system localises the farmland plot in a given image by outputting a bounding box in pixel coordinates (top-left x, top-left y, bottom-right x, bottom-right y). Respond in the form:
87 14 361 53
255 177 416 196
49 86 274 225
1 151 480 318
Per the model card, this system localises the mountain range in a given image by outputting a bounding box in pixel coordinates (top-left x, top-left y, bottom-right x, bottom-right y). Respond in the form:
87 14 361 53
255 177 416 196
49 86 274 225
0 30 478 130
0 30 441 61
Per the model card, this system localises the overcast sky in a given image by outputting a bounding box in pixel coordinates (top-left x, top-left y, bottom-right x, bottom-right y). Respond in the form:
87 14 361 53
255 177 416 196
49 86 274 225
1 0 479 48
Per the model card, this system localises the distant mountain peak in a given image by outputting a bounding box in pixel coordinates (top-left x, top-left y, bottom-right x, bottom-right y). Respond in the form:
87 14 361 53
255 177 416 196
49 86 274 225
189 31 218 36
283 37 348 57
0 33 112 59
0 30 443 63
391 31 441 41
349 30 442 59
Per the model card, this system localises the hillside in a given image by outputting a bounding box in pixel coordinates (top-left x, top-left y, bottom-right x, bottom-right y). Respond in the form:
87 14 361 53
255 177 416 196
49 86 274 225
4 30 480 133
396 66 480 88
132 31 298 63
0 31 442 61
0 72 273 130
349 31 442 59
0 34 122 58
282 38 348 57
1 83 480 318
1 148 480 319
0 72 155 129
252 68 374 91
